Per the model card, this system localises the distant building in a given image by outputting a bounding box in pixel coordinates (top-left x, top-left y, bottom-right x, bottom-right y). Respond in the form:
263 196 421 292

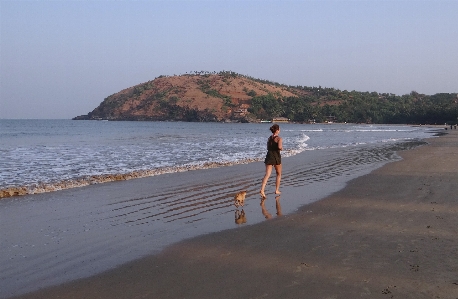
272 117 289 123
234 108 248 114
325 115 336 123
233 104 249 116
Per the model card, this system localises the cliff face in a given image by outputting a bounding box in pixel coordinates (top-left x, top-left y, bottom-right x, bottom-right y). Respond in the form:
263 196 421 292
73 72 305 122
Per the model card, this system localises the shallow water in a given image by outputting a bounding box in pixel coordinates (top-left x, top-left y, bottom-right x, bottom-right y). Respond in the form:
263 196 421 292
0 139 428 298
0 120 437 198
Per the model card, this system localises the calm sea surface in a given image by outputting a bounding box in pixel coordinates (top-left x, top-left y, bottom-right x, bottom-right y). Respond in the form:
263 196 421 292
0 119 439 195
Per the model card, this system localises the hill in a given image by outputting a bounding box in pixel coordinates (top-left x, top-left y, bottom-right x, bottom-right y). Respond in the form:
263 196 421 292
74 71 458 124
73 71 315 122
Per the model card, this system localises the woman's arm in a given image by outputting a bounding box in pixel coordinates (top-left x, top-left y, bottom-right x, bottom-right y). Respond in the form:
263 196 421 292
276 137 283 151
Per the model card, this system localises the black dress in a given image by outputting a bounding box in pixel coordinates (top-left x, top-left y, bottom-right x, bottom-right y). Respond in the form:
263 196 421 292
264 135 281 165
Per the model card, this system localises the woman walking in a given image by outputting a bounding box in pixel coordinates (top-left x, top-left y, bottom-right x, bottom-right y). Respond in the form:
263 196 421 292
260 124 282 198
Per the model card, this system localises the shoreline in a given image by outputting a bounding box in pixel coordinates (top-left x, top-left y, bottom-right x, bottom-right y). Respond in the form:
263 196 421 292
0 123 442 200
4 130 456 298
0 157 263 199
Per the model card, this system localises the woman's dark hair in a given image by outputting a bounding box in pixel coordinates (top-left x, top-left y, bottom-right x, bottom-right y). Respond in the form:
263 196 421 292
269 124 280 133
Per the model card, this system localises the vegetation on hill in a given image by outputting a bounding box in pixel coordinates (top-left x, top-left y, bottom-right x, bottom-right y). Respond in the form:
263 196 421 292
250 89 458 124
73 71 458 124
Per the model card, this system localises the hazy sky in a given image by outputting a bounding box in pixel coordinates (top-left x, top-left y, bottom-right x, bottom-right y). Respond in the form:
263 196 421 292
1 0 457 119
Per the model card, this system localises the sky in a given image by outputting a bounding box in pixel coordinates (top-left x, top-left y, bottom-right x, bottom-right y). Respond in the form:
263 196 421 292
1 0 457 119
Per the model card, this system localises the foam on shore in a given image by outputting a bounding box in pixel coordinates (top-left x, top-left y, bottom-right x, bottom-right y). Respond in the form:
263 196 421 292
0 144 312 199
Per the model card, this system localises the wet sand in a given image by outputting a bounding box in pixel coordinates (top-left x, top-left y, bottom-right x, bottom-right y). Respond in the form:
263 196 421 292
7 129 458 298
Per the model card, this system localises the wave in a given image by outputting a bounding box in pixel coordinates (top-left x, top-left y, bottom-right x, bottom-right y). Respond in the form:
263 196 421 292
0 147 300 199
302 137 416 151
354 129 413 132
0 123 434 198
0 137 316 199
284 129 324 132
0 158 260 199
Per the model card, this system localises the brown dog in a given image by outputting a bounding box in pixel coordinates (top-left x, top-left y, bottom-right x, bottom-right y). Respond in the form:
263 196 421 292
234 190 247 208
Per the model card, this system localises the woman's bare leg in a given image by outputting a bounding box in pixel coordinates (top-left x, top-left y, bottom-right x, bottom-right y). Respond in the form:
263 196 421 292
260 165 272 198
274 164 282 194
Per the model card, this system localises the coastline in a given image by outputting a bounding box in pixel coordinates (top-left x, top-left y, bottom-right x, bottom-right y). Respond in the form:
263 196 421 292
5 129 458 298
0 121 439 200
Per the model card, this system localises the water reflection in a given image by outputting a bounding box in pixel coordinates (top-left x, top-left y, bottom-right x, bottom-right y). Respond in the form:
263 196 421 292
275 195 283 216
260 195 282 219
235 209 247 224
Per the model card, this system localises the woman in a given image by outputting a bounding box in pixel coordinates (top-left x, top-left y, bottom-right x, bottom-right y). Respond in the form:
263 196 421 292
260 124 282 198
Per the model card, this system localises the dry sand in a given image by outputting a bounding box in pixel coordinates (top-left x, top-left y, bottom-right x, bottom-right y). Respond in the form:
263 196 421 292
12 130 458 299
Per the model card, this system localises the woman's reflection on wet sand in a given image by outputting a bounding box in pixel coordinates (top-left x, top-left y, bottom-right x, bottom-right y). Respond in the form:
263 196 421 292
235 195 282 224
275 195 282 216
261 195 282 219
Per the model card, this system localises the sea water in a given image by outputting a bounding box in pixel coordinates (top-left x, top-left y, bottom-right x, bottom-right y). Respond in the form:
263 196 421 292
0 119 439 196
0 119 443 298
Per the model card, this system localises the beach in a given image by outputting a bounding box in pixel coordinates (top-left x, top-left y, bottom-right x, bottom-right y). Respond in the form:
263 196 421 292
5 128 458 298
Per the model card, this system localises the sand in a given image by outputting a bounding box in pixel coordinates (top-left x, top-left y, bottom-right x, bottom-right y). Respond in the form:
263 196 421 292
9 129 458 299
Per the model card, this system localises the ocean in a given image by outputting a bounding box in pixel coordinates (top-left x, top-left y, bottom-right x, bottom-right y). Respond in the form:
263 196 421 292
0 119 439 197
0 120 442 298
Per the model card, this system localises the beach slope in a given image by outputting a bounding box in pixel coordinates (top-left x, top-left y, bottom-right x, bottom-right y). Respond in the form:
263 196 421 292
12 130 458 299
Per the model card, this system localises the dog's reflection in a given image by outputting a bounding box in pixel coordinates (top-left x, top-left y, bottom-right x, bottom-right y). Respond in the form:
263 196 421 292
260 195 282 219
235 209 247 225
